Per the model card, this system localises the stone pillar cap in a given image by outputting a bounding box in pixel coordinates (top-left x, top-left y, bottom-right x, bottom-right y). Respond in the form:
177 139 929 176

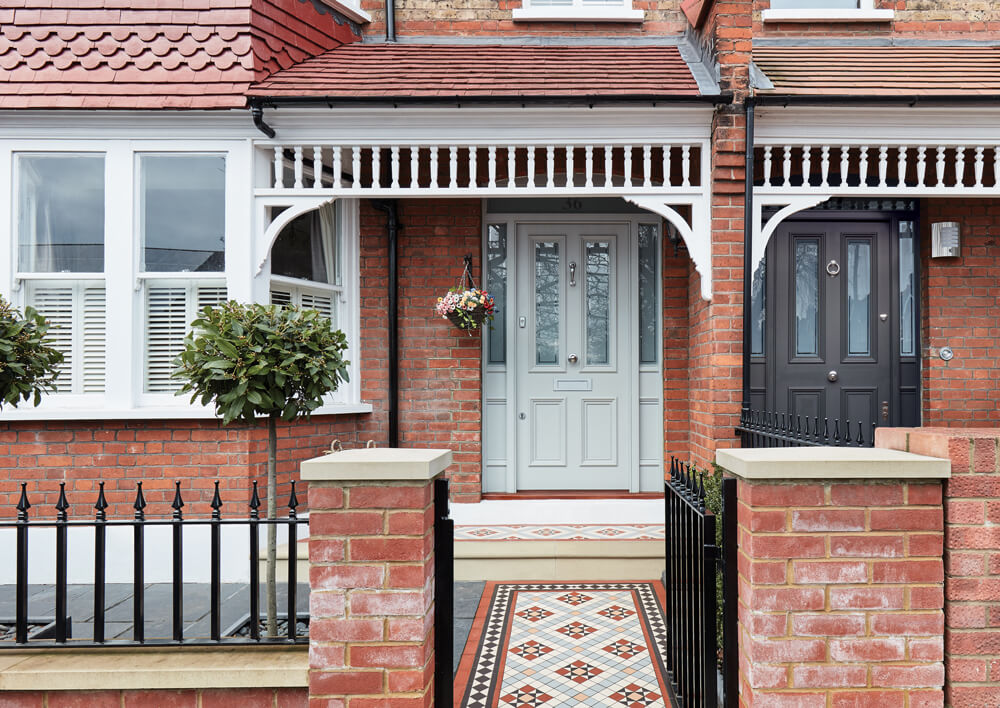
717 446 950 480
301 447 453 482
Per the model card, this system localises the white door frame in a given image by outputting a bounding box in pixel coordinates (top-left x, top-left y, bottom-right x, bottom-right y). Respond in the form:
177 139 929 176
481 209 664 494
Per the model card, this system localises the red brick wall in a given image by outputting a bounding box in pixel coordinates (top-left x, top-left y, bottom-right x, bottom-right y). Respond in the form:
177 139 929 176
357 0 686 39
734 475 946 707
685 0 750 468
878 428 1000 708
920 199 1000 427
753 0 1000 37
0 688 305 707
663 245 691 460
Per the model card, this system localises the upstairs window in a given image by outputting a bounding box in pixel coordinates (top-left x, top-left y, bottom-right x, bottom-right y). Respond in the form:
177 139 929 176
763 0 892 21
513 0 644 22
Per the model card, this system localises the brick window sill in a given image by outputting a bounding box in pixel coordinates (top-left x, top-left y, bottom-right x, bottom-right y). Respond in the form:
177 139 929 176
762 8 894 22
0 646 306 692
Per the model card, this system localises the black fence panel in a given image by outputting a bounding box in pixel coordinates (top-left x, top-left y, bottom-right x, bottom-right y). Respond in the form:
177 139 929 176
736 408 876 449
434 477 454 708
4 479 307 648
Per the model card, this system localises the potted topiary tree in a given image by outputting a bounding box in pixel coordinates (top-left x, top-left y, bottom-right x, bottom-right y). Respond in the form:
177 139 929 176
173 301 350 636
0 295 63 409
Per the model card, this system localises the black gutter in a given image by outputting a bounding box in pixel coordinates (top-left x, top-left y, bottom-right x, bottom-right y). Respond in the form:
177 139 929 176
741 96 755 414
371 200 400 448
251 93 735 107
753 93 1000 107
250 102 275 138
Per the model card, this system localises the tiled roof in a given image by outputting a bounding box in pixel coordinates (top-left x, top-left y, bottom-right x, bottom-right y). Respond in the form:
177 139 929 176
248 44 701 99
754 46 1000 96
0 0 358 110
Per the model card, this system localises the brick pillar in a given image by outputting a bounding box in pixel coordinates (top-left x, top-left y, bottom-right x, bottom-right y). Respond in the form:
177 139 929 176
877 427 1000 708
302 448 452 708
718 448 949 708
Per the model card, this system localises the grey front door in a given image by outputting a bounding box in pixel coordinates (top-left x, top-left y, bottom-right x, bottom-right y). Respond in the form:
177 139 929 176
769 219 893 437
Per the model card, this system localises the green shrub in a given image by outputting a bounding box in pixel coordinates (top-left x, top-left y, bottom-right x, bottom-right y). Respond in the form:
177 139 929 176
0 296 63 408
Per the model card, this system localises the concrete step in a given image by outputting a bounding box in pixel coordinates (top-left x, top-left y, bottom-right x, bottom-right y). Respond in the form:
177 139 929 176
454 539 665 582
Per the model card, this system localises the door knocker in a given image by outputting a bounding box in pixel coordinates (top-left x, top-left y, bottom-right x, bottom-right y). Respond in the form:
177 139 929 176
826 259 841 277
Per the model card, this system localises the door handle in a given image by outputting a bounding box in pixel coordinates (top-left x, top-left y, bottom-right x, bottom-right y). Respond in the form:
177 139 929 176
568 353 579 364
881 401 889 421
569 261 577 287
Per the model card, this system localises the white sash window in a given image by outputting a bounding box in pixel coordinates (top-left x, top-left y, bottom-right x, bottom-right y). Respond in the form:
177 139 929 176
513 0 643 22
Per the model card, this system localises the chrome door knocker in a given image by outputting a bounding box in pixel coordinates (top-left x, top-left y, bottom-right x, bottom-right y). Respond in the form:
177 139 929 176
826 259 841 277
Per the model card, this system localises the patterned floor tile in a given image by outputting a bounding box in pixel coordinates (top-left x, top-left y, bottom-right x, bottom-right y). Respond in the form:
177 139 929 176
457 582 671 708
454 525 665 541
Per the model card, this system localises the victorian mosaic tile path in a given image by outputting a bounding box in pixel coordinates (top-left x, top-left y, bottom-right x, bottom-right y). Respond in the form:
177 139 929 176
453 525 665 541
454 582 671 708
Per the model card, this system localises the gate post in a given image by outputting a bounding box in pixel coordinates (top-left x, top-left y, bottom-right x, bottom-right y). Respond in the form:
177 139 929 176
718 447 949 708
301 448 452 708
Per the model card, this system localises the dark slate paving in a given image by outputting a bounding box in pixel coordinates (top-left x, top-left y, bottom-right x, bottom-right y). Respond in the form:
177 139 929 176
453 582 485 676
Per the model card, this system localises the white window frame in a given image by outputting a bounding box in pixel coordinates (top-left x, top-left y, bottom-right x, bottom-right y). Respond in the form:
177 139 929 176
762 0 893 23
513 0 644 23
0 138 366 420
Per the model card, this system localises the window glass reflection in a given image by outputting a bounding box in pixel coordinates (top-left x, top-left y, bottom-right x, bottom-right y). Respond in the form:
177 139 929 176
535 241 560 365
795 240 819 356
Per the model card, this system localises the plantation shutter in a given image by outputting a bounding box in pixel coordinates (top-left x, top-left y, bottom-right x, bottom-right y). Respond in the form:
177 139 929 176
269 288 293 307
145 282 226 393
270 284 337 328
29 286 75 393
300 291 336 327
27 282 107 394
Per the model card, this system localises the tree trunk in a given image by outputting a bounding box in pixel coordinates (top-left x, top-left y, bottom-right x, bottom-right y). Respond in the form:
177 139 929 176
266 414 278 637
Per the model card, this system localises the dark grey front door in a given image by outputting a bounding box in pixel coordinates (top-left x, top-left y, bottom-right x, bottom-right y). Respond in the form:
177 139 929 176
769 219 893 436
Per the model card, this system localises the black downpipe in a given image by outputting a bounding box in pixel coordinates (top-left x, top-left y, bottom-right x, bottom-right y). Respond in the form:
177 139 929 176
741 97 755 412
385 0 396 42
372 200 400 447
250 102 276 139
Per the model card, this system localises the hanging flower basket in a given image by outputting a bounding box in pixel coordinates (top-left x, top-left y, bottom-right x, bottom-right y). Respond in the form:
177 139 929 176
435 259 495 334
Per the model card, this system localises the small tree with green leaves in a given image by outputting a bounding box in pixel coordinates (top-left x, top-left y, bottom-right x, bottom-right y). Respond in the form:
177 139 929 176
173 301 350 636
0 296 63 409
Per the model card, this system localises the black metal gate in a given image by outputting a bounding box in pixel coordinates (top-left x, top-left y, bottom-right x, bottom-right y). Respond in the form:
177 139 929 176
664 457 737 708
434 477 454 708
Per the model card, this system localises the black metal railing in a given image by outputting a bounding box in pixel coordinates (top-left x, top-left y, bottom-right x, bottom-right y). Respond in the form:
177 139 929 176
433 477 454 708
3 479 307 647
665 457 737 708
736 408 876 449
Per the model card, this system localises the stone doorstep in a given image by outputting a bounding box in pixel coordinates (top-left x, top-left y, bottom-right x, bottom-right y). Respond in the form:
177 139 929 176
454 539 666 582
0 646 307 692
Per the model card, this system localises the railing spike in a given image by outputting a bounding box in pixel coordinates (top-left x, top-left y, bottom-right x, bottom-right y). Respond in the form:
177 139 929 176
250 480 261 519
834 419 841 443
288 480 299 518
134 481 147 519
171 481 184 519
846 419 853 446
797 415 803 438
16 483 30 521
857 421 865 447
814 416 820 442
211 480 222 518
56 482 69 520
824 418 830 441
95 481 108 521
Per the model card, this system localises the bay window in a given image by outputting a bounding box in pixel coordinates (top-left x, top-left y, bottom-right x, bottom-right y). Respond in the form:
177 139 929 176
16 153 107 395
138 153 227 394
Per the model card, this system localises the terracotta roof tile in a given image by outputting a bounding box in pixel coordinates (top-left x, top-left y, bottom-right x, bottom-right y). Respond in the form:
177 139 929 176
754 46 1000 96
248 43 701 99
0 0 359 109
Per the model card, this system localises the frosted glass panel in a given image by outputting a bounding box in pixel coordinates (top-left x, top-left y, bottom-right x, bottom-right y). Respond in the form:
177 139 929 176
899 222 916 357
535 241 560 365
751 257 766 356
487 224 508 365
638 224 658 364
847 240 872 356
795 240 819 356
586 241 610 366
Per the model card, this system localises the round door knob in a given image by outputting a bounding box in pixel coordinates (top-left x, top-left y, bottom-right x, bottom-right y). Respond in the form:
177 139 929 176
827 370 838 382
568 354 579 364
